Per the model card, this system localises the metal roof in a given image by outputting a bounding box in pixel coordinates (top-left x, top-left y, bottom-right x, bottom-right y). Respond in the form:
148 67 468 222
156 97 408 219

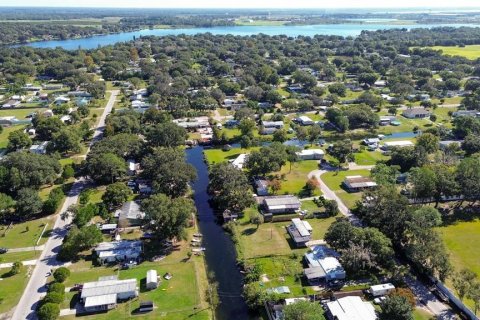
343 176 377 189
326 296 377 320
84 294 117 308
81 279 137 299
304 266 327 280
263 195 301 208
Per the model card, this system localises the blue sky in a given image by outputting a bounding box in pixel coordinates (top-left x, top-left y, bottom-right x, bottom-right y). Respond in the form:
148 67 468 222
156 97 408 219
2 0 480 8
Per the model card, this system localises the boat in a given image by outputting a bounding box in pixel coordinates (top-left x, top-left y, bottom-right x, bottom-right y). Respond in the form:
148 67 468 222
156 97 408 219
191 238 201 243
193 233 203 237
192 247 206 252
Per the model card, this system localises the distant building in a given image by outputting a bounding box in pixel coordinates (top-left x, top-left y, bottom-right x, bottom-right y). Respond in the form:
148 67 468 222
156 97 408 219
0 116 18 126
402 107 430 119
115 201 145 227
93 240 142 265
295 116 314 126
54 96 70 105
287 218 312 247
381 140 414 150
263 195 301 214
439 140 462 150
342 176 377 192
81 278 138 312
255 179 269 196
29 141 49 154
173 117 210 129
2 100 21 108
296 149 324 160
326 296 377 320
452 110 480 118
261 120 284 129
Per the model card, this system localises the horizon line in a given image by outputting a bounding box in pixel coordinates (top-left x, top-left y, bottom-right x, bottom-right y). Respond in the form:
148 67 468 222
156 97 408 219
1 5 480 9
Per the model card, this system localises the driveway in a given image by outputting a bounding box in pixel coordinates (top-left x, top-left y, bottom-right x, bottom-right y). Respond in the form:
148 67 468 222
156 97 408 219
11 90 119 320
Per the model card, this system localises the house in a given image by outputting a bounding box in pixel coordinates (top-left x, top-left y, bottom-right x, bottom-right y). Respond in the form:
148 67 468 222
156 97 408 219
381 140 414 150
263 195 301 214
296 149 324 160
2 100 21 108
402 107 430 119
261 127 278 135
68 90 92 98
93 240 142 265
173 117 210 129
439 140 462 150
127 160 140 175
342 176 377 192
230 153 247 169
146 270 158 290
255 179 269 196
374 80 387 88
379 116 396 126
287 218 312 247
326 296 377 320
452 110 480 118
42 84 64 90
0 116 18 126
304 245 346 283
295 116 314 126
115 201 145 227
60 115 72 124
363 138 380 146
99 224 117 233
29 141 49 154
368 283 395 297
54 96 70 105
222 209 239 222
261 120 284 129
81 278 138 312
10 95 25 101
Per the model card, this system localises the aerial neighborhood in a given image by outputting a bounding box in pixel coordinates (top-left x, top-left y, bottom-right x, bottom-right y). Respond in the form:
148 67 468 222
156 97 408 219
0 6 480 320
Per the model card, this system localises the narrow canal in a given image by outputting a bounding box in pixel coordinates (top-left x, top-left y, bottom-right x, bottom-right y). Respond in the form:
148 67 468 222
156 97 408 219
185 146 249 320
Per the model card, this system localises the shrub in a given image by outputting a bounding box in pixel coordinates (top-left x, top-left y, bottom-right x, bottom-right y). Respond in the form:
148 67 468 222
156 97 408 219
62 164 75 179
43 292 64 304
53 267 70 283
43 188 65 214
10 261 22 275
37 303 60 320
47 282 65 294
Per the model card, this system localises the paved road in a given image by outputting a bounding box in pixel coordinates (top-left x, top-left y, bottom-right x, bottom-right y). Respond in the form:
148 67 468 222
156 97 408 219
11 90 119 320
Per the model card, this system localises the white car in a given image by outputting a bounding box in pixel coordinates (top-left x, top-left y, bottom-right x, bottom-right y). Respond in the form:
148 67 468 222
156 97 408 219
374 297 387 304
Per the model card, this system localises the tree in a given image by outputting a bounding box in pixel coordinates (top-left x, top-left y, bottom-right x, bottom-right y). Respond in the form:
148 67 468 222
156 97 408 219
467 281 480 315
358 73 378 87
282 300 325 320
0 193 15 220
208 162 254 212
250 211 264 228
102 182 132 209
456 156 480 203
58 225 102 261
409 167 436 200
329 140 352 163
141 148 196 198
296 126 308 142
7 129 32 151
43 292 64 304
238 118 256 137
416 133 439 154
49 128 81 154
308 125 322 145
379 295 413 320
35 117 65 141
141 193 195 241
53 267 70 283
371 163 400 185
235 107 256 121
15 188 43 219
37 303 60 320
243 283 268 310
47 282 65 295
10 261 21 275
246 143 287 176
86 152 126 184
273 129 288 143
328 83 347 97
453 269 477 301
462 134 480 155
146 122 187 148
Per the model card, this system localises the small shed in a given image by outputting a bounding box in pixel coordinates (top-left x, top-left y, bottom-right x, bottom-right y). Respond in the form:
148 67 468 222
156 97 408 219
146 270 158 290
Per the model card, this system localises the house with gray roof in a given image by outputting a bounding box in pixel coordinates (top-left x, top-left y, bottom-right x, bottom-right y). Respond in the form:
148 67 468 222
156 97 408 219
115 201 145 227
81 278 138 312
93 240 142 265
263 195 301 214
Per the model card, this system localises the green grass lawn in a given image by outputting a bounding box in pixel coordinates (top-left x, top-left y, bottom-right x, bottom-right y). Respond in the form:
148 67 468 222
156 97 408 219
0 250 40 263
353 150 389 165
430 45 480 60
0 108 44 119
203 146 259 165
0 267 30 315
321 169 371 208
413 308 434 320
274 160 321 197
0 217 53 248
437 218 480 277
0 125 26 148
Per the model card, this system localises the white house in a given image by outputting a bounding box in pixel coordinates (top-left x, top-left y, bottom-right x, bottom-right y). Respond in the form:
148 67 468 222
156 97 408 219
296 116 314 126
296 149 324 160
381 140 414 150
93 240 142 265
81 278 138 312
369 283 395 297
287 218 312 247
326 296 377 320
304 245 346 283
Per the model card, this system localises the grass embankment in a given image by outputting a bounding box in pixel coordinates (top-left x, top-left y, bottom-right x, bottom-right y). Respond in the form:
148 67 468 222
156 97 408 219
430 45 480 60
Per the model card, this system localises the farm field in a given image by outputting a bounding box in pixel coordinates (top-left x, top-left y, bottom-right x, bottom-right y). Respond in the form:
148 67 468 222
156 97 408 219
431 45 480 60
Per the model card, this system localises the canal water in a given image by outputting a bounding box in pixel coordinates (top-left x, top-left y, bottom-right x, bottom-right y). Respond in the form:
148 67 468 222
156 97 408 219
185 146 249 320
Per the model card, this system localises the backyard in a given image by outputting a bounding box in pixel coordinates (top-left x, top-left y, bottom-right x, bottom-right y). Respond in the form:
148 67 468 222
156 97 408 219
320 169 372 208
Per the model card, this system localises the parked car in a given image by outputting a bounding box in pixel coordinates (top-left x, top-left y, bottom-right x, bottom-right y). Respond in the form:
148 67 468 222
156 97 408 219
0 247 8 254
121 261 138 269
70 284 83 292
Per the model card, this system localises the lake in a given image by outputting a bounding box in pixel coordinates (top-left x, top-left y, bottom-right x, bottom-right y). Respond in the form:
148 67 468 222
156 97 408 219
25 23 480 50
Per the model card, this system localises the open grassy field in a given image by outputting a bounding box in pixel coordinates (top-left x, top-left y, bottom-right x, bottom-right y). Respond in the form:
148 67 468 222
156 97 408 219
437 217 480 277
274 160 321 197
321 169 371 208
431 45 480 60
0 107 45 119
0 267 31 315
0 250 40 263
0 217 53 249
353 150 389 165
0 125 27 148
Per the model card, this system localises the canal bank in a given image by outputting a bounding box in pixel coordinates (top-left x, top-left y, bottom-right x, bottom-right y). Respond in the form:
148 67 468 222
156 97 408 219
186 146 250 320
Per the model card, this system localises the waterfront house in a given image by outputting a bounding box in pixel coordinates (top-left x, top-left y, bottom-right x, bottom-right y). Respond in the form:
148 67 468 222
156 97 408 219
304 245 346 283
93 240 142 265
115 201 145 227
287 218 312 247
380 140 414 150
296 149 324 160
263 195 301 214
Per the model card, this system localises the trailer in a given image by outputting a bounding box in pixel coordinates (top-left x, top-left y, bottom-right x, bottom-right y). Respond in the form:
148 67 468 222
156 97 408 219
368 283 395 297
